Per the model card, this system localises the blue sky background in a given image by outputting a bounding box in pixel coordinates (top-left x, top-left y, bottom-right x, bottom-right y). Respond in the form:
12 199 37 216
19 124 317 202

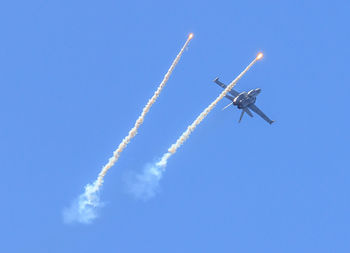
1 0 349 252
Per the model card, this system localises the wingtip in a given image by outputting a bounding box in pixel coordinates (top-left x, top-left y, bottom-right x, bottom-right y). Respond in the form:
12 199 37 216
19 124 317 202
213 77 219 83
270 120 275 125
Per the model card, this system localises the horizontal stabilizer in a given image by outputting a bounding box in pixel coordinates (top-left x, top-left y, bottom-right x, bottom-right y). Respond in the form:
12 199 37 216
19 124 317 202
248 104 274 124
244 108 253 117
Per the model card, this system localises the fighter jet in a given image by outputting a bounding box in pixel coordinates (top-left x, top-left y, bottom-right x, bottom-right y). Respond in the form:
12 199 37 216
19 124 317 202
214 77 274 124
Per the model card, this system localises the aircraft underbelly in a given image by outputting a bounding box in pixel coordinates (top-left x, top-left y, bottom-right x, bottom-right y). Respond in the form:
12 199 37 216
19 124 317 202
237 99 255 109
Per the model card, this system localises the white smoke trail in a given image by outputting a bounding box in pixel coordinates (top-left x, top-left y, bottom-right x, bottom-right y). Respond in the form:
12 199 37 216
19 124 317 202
131 53 263 199
64 34 193 223
63 182 101 224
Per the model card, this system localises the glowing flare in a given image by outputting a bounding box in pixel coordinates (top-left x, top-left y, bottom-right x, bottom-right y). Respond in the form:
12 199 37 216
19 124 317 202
189 33 194 39
256 52 263 60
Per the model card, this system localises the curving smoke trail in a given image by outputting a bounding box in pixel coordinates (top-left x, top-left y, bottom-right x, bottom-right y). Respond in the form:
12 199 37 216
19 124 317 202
64 34 194 224
131 53 263 199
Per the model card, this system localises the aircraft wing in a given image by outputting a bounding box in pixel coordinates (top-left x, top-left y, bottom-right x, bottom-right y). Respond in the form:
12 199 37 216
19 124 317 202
214 78 240 97
225 94 235 101
248 104 274 124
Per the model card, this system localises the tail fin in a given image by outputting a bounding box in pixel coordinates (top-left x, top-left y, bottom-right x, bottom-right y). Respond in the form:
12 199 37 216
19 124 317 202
244 108 253 117
239 110 245 123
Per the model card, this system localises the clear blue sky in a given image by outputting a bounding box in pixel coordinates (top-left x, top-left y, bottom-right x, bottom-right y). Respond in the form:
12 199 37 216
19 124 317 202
1 0 349 252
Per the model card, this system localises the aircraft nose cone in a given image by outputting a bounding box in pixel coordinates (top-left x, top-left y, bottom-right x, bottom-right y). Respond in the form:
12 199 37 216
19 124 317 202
256 88 261 92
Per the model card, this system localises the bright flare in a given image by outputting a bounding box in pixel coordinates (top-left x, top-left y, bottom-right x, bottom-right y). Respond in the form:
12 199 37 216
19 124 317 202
189 33 194 39
256 52 263 60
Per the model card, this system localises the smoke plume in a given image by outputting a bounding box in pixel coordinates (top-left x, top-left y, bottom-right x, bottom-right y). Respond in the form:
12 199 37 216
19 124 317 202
64 34 193 223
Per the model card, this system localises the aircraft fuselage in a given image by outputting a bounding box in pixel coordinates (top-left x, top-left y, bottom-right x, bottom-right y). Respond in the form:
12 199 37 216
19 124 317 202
234 88 261 109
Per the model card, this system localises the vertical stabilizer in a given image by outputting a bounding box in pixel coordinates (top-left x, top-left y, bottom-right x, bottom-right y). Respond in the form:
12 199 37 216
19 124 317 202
239 110 245 123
